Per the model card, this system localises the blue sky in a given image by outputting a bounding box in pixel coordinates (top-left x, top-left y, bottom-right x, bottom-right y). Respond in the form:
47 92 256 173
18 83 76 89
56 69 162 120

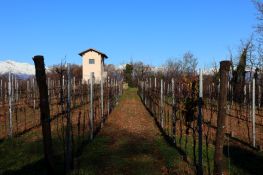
0 0 259 68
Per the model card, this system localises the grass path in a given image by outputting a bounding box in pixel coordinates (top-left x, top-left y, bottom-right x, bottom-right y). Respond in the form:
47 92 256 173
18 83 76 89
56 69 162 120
75 88 193 175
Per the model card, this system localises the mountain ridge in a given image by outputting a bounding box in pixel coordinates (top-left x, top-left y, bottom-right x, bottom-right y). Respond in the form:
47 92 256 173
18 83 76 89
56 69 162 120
0 60 35 75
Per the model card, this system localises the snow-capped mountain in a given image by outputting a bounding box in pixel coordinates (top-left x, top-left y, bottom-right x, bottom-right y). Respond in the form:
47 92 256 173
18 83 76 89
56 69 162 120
0 60 35 77
117 64 126 70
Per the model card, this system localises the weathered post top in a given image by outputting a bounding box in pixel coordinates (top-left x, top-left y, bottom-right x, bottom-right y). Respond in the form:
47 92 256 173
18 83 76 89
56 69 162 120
33 55 44 62
220 60 231 71
33 55 46 73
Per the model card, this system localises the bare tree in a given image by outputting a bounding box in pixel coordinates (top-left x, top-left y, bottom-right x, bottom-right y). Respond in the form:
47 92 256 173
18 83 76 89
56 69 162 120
163 58 181 80
104 64 116 78
255 0 263 38
181 51 198 75
70 64 82 80
131 61 152 84
232 40 252 103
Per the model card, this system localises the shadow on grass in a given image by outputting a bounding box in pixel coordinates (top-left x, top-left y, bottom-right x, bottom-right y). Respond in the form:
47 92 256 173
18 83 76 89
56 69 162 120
74 124 188 175
2 156 64 175
223 145 263 175
0 137 65 175
2 158 47 175
139 92 188 161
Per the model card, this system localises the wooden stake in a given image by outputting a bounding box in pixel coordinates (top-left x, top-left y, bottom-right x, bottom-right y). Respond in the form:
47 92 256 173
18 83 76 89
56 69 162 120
252 78 256 147
197 69 203 175
65 63 73 172
8 72 12 138
214 60 231 175
33 55 54 174
161 79 164 128
90 72 94 140
101 78 104 127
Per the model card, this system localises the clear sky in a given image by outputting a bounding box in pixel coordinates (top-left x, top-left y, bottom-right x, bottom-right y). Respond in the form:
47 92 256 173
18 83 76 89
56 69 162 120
0 0 259 68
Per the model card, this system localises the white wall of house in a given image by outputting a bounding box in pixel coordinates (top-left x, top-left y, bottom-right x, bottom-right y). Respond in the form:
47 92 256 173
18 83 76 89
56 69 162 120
82 50 103 83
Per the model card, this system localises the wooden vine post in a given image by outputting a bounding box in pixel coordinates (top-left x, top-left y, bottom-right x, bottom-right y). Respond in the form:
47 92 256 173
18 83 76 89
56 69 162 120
101 78 104 127
90 72 94 140
33 55 54 174
172 78 177 145
160 79 164 128
65 63 73 173
214 60 231 175
8 72 13 138
197 69 203 175
252 78 256 147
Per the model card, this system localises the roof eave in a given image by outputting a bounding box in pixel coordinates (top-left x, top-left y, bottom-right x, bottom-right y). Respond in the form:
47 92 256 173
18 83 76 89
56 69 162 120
78 48 108 58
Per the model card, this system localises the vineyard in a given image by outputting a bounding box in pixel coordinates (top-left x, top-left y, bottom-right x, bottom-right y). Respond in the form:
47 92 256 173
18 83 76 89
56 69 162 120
4 0 263 174
138 61 263 174
0 74 122 140
1 56 263 175
0 60 123 174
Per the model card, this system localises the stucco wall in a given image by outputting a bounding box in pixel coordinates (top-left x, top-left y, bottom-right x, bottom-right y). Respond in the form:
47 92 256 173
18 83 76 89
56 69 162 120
82 51 103 83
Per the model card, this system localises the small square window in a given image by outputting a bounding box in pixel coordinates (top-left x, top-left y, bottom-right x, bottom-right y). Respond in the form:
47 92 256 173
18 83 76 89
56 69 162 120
89 59 95 64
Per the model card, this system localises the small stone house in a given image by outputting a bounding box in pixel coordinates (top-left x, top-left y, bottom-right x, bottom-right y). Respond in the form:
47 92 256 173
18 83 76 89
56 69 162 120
79 48 108 83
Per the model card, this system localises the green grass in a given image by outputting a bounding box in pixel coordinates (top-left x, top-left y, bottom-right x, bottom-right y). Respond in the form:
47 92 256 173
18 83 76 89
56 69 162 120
0 135 47 174
0 133 65 175
173 135 214 174
0 137 45 175
73 133 191 175
156 136 180 168
119 87 138 100
74 135 160 174
173 134 263 175
223 144 263 175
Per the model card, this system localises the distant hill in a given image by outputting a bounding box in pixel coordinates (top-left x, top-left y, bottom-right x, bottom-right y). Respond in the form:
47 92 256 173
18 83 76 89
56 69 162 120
0 60 35 79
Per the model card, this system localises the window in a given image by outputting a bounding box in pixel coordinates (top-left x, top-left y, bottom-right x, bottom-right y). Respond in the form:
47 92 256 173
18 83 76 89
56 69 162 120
89 59 95 64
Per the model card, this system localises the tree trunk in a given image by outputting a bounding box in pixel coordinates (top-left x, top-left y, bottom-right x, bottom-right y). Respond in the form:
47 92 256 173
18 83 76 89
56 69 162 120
33 55 54 174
